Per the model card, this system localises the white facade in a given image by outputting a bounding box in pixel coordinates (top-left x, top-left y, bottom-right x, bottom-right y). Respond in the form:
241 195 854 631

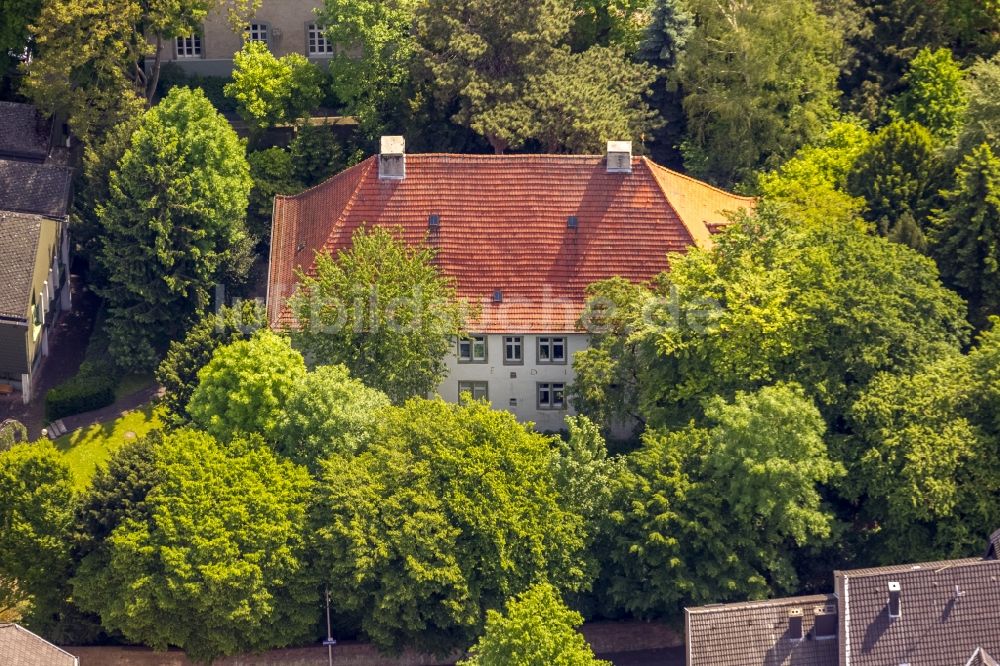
438 333 589 432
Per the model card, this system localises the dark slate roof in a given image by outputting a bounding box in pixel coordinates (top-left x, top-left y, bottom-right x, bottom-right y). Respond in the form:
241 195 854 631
0 102 50 161
685 593 839 666
0 623 78 666
0 211 43 320
0 159 73 217
835 557 1000 666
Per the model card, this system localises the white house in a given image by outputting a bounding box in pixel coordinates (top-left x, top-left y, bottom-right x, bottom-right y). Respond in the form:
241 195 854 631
266 138 754 429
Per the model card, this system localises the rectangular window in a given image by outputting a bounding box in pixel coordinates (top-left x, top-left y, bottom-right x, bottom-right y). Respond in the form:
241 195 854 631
537 382 566 410
175 34 202 58
503 336 522 365
245 23 269 44
458 381 489 401
537 336 567 364
307 23 334 56
457 335 487 363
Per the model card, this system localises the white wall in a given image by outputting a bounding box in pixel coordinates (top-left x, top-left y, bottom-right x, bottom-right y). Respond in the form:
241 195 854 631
438 333 589 433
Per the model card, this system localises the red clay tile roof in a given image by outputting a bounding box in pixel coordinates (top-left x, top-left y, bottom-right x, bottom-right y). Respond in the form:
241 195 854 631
267 153 754 332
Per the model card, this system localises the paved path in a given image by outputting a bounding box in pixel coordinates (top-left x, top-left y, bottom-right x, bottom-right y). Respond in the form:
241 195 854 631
56 384 163 437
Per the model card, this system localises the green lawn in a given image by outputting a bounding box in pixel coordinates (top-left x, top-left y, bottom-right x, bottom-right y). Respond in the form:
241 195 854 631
54 403 164 489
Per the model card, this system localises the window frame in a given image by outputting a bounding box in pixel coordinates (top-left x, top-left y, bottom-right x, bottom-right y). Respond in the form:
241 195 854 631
457 334 488 364
536 336 567 365
503 335 523 365
245 22 270 44
458 380 489 401
306 22 334 56
174 33 203 58
537 382 566 410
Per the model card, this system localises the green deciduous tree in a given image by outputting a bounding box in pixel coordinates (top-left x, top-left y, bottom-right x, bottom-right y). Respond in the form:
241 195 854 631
757 119 872 225
289 124 356 187
569 0 651 53
0 0 40 55
847 119 940 249
676 0 841 185
847 323 1000 563
460 583 610 666
155 301 266 426
412 0 659 153
188 331 306 442
312 398 590 655
572 205 969 432
22 0 145 146
73 430 316 664
273 364 391 469
930 143 1000 326
96 86 253 370
22 0 261 145
606 384 841 615
225 40 323 136
841 0 998 122
317 0 419 134
0 442 74 628
959 53 1000 156
894 47 968 139
289 226 468 403
247 148 303 246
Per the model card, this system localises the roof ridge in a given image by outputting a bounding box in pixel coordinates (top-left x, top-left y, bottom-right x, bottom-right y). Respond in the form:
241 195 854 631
318 157 377 261
276 155 375 201
837 556 992 578
686 593 835 614
643 157 757 202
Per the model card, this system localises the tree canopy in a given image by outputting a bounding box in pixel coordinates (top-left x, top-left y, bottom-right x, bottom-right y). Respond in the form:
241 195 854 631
606 385 841 614
676 0 842 185
225 41 323 136
311 398 590 655
0 442 74 629
572 205 969 433
188 331 307 443
73 430 317 664
460 583 610 666
930 143 1000 327
289 226 468 403
95 86 253 370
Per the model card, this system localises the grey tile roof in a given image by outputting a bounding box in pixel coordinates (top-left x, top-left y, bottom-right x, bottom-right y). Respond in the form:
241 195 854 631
836 557 1000 666
0 102 50 161
0 624 78 666
0 211 43 320
0 159 73 217
685 593 839 666
967 648 1000 666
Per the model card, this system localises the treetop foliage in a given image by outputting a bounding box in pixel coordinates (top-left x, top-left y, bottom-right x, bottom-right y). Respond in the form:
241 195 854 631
312 397 591 655
460 582 610 666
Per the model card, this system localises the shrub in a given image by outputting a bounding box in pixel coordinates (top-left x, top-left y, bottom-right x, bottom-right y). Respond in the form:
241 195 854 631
45 366 116 421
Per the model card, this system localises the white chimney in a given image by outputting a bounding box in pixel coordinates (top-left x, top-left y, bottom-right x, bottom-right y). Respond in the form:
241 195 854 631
379 135 405 180
888 581 901 618
606 140 632 173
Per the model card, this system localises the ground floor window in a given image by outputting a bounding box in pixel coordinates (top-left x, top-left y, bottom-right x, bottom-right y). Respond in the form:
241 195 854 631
537 382 565 410
458 380 489 401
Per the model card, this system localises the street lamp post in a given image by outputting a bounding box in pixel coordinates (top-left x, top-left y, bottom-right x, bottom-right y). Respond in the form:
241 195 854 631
324 586 336 666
